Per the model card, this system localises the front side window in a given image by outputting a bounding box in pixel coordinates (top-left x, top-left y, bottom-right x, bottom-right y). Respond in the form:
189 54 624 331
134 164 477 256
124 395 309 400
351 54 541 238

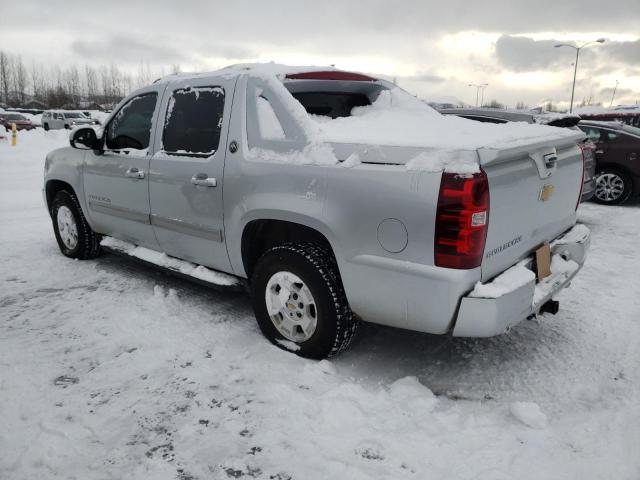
162 87 225 156
106 93 157 150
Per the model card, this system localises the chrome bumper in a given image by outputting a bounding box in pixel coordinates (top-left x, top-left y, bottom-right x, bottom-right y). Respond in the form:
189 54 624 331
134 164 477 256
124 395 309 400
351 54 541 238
452 224 591 337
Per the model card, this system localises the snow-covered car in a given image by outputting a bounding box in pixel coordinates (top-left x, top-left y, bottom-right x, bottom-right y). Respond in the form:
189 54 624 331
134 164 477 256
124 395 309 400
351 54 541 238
42 110 99 130
43 64 591 358
437 107 596 202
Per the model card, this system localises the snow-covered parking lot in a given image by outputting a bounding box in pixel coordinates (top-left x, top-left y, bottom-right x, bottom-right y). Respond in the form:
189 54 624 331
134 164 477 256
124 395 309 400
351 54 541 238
1 130 639 480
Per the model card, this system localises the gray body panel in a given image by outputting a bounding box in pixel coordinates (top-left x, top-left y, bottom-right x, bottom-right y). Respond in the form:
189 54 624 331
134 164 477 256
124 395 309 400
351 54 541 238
44 70 590 337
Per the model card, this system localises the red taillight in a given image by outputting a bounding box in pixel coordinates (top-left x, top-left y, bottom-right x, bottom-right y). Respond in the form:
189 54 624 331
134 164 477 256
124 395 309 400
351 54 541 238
434 171 489 269
285 71 377 82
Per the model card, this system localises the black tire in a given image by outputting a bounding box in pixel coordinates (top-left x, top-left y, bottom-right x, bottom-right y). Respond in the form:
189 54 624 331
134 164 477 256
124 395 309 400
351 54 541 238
251 243 358 359
593 168 633 205
43 123 50 131
51 190 101 259
64 124 70 130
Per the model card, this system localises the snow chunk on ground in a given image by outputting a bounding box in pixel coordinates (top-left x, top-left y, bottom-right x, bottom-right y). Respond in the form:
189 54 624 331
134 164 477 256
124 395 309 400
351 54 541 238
388 376 437 413
100 236 238 286
469 261 536 299
510 402 548 429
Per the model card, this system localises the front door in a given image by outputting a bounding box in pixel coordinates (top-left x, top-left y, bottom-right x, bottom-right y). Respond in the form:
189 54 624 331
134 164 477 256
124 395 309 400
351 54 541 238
83 86 164 249
148 76 237 272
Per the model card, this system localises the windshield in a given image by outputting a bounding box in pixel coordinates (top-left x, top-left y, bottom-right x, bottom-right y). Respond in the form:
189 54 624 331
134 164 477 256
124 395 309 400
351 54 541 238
64 113 85 119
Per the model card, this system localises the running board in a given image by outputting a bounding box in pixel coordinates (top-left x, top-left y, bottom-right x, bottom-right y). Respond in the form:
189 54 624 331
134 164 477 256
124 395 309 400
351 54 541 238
100 236 244 290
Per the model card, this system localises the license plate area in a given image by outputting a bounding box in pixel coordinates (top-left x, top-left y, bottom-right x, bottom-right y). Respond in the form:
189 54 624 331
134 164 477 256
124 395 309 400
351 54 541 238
534 243 551 281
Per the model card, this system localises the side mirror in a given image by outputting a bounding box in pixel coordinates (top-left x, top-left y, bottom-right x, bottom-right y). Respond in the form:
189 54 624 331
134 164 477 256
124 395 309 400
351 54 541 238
70 127 100 150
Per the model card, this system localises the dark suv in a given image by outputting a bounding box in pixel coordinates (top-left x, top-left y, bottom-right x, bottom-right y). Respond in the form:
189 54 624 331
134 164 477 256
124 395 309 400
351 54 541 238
578 121 640 205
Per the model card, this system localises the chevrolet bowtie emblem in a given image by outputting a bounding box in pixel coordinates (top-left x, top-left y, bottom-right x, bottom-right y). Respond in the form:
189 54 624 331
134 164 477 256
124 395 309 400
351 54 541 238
539 184 555 202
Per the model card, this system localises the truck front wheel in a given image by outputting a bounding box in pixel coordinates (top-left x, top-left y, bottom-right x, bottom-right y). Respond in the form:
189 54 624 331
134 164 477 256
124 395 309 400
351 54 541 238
51 190 101 259
250 243 358 359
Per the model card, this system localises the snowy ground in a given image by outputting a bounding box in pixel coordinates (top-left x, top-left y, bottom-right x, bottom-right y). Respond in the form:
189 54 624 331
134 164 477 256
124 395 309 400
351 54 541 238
1 129 639 480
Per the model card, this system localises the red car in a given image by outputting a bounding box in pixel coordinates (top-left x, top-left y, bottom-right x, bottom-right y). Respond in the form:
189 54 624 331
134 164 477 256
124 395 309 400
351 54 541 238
0 112 37 132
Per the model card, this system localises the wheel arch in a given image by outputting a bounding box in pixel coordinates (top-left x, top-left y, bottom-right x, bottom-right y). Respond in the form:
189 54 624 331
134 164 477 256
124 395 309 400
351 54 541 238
240 218 338 279
45 179 76 215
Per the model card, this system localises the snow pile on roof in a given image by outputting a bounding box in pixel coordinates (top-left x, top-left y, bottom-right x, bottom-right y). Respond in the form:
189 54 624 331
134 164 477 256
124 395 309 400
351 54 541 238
574 104 640 116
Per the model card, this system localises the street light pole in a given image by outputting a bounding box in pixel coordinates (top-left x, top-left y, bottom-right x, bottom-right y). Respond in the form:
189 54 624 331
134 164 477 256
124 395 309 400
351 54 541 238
555 38 605 113
468 83 488 107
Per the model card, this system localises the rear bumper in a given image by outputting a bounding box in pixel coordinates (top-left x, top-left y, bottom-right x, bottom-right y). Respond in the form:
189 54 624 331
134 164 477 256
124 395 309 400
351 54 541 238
452 223 590 337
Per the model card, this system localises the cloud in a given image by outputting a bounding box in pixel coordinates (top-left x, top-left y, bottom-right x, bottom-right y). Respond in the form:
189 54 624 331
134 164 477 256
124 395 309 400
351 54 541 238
495 35 573 72
71 35 188 65
406 73 446 83
603 40 640 64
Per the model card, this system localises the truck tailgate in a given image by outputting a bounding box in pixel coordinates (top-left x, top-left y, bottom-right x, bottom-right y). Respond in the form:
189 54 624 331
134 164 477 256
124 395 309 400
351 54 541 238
479 132 585 281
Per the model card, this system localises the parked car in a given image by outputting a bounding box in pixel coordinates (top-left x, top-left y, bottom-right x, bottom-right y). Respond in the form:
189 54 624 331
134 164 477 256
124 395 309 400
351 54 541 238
41 110 99 130
43 65 590 358
578 120 640 204
437 107 596 202
0 112 37 132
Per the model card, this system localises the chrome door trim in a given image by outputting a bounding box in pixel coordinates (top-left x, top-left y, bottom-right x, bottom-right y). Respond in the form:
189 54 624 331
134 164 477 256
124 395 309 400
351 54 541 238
88 201 150 224
150 214 223 242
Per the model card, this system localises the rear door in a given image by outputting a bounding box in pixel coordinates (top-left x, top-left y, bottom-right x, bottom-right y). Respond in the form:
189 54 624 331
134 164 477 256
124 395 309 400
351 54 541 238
83 86 163 249
148 76 236 272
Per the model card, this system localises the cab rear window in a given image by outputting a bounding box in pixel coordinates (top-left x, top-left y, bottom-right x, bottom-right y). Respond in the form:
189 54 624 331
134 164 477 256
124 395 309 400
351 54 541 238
291 92 371 119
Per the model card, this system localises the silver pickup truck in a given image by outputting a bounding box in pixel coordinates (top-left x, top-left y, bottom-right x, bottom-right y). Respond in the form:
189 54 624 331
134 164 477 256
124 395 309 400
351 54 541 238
43 64 590 359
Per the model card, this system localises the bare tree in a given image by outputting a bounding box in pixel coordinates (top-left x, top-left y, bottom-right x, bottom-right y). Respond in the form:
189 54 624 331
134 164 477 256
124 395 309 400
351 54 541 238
0 51 11 104
85 64 99 103
13 55 28 104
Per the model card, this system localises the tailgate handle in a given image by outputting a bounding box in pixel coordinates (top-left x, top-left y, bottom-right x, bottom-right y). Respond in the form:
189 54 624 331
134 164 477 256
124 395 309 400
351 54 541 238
530 148 558 179
544 153 557 168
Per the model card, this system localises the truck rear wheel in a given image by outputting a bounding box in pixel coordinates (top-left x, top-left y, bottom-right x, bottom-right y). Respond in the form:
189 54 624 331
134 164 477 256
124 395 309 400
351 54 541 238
250 243 358 359
51 190 101 259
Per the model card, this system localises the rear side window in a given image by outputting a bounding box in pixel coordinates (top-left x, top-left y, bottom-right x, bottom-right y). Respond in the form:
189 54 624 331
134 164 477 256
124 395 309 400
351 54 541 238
256 94 286 140
162 87 225 156
292 92 370 119
106 93 157 150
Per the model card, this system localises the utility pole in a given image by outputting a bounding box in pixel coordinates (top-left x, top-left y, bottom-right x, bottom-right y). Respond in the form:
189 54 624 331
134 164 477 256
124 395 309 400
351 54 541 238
610 80 619 107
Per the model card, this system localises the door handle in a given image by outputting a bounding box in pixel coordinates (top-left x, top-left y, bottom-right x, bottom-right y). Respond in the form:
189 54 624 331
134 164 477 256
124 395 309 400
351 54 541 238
125 167 145 179
191 174 217 187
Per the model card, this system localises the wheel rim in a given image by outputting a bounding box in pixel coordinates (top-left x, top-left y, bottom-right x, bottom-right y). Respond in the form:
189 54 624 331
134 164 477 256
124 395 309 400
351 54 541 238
595 172 625 202
265 271 318 342
56 206 79 250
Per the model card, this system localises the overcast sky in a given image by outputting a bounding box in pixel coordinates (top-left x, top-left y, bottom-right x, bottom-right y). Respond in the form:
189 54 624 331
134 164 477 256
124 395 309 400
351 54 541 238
1 0 639 108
